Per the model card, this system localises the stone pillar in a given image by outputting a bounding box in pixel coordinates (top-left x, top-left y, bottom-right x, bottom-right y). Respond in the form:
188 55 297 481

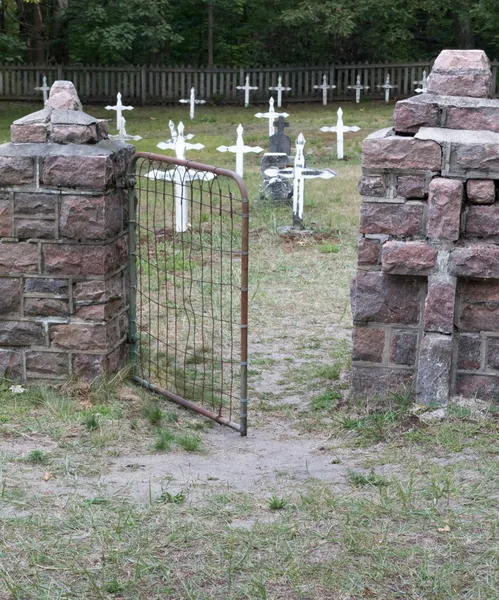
0 81 134 381
351 49 499 403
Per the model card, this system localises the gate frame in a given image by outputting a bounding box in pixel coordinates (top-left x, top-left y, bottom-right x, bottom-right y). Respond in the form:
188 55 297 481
127 152 249 436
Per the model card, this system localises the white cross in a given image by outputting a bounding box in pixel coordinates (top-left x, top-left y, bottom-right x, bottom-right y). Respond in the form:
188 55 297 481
264 133 336 228
216 124 263 178
254 97 290 137
164 119 194 143
377 74 397 103
320 108 360 160
110 117 142 142
414 70 428 94
179 87 206 120
105 92 134 132
348 74 369 104
34 76 50 104
313 74 336 106
152 121 215 232
236 75 259 108
268 76 291 108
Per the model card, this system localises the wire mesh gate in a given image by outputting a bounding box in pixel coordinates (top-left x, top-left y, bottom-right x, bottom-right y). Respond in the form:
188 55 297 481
127 152 249 435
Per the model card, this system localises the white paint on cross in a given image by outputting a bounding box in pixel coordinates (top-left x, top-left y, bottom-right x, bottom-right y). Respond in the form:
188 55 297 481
110 117 142 142
377 74 397 103
264 133 336 228
179 87 206 120
165 119 194 143
313 74 336 106
414 70 428 94
236 75 259 108
216 124 263 178
320 107 360 160
254 97 290 137
268 76 291 108
105 92 134 132
348 74 369 104
34 76 50 104
151 121 215 233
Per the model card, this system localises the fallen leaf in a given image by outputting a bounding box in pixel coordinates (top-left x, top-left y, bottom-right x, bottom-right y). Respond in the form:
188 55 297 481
150 117 157 120
437 524 451 533
79 400 93 410
43 472 53 481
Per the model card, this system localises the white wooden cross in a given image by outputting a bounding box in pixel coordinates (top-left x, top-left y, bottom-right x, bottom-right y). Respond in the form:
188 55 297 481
348 74 369 104
151 121 214 233
414 70 428 94
254 97 290 137
320 107 360 160
268 76 291 108
264 133 336 228
216 124 263 178
378 74 397 103
110 117 142 142
313 74 336 106
34 76 50 104
236 75 259 108
105 92 134 132
179 87 206 120
165 119 194 143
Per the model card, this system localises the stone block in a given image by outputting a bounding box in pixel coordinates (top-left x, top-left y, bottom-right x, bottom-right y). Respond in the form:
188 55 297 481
357 238 380 266
457 334 481 370
26 351 69 376
427 50 492 98
351 365 414 398
449 245 499 278
24 277 69 295
416 333 453 404
352 326 384 363
358 175 386 197
49 322 118 351
0 349 23 379
0 156 34 186
381 241 437 276
15 219 55 240
0 242 39 274
448 141 499 178
43 237 127 277
46 81 83 111
466 179 495 204
465 205 499 240
390 330 418 366
75 301 124 322
427 178 463 242
362 132 442 171
459 303 499 333
59 194 122 240
24 298 68 318
396 175 427 199
0 278 21 315
15 193 57 216
73 275 123 304
455 373 499 400
351 271 422 325
459 279 499 303
446 106 499 133
73 343 126 379
424 281 456 334
359 203 424 237
393 97 440 134
0 199 11 237
0 321 44 346
42 151 114 189
486 338 499 369
10 123 48 144
51 124 99 145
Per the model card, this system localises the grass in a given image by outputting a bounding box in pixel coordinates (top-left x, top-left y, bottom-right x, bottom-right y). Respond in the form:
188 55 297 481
1 100 498 599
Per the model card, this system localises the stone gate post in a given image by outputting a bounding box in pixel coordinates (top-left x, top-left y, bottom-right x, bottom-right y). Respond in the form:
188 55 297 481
0 81 134 381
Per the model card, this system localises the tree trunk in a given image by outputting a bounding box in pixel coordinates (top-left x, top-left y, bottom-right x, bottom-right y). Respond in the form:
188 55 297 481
208 2 214 67
453 12 475 49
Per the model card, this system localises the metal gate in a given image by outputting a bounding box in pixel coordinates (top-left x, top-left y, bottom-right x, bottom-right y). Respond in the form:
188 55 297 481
127 153 249 435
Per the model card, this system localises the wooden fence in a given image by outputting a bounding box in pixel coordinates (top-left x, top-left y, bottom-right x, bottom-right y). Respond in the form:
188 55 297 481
2 60 496 105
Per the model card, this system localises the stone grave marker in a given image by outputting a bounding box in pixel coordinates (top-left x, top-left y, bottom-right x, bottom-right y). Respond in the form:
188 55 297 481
179 87 206 120
260 115 293 203
351 49 499 404
216 124 263 178
268 76 291 108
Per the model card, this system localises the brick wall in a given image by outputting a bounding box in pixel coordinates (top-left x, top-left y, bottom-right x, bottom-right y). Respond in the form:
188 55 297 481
0 81 134 381
351 50 499 402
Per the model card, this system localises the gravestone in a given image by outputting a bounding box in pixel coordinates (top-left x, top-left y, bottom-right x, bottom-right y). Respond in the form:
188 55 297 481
0 81 134 381
351 49 499 404
260 116 293 203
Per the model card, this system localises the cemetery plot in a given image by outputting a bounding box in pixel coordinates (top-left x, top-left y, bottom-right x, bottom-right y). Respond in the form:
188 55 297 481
130 154 249 435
